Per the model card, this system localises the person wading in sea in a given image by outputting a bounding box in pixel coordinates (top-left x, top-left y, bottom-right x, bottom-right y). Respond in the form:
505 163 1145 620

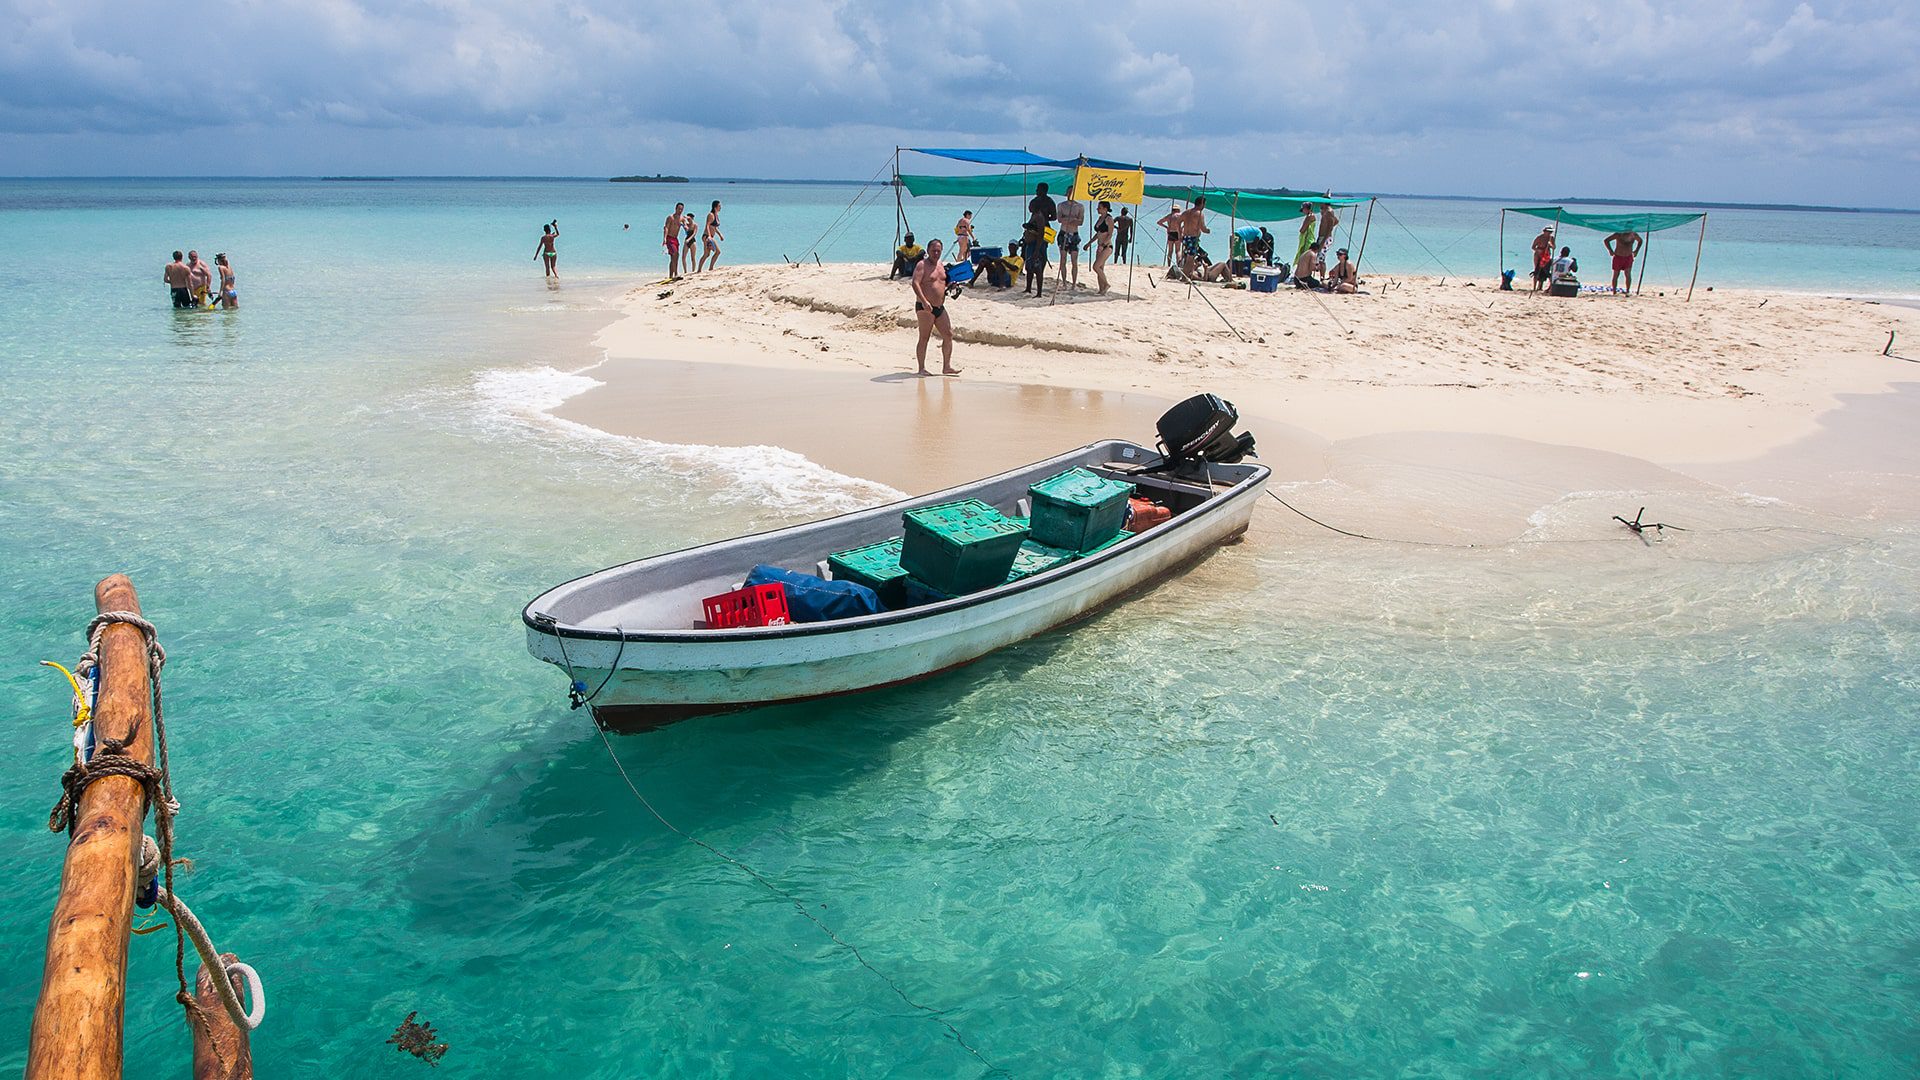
911 237 959 376
163 251 192 308
536 220 559 278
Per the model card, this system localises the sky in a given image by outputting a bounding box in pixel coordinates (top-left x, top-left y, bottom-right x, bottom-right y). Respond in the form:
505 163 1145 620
2 0 1916 207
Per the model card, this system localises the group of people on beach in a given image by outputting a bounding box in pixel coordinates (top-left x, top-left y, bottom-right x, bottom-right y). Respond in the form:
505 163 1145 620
661 201 724 279
1016 183 1127 297
161 249 236 309
1529 224 1643 295
1149 199 1357 293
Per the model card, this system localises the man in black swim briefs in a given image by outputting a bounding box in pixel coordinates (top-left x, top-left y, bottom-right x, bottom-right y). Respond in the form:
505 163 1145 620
911 238 959 376
164 250 192 308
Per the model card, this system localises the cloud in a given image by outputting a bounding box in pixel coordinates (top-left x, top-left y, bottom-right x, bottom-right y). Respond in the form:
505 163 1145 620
0 0 1914 203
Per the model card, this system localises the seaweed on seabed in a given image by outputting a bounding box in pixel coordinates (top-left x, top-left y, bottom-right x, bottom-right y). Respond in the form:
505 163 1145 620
388 1011 449 1066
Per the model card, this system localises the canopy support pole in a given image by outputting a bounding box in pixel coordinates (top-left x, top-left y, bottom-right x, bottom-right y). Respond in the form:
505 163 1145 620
892 147 902 251
1686 213 1707 302
1354 198 1376 280
1498 210 1505 280
1636 221 1650 297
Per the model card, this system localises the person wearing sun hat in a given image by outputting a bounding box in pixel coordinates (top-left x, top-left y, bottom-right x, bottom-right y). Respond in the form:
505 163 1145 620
1531 224 1557 292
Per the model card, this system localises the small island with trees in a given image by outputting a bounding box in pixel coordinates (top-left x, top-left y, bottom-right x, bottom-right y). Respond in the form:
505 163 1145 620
610 174 689 183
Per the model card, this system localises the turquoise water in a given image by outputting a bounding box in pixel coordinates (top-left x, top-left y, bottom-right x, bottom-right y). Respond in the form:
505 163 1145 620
2 180 1918 1076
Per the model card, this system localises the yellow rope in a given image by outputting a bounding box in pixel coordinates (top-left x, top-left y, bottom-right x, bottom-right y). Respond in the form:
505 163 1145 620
38 660 90 728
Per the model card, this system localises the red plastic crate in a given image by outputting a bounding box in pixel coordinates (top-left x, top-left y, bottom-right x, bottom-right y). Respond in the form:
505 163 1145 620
701 583 791 628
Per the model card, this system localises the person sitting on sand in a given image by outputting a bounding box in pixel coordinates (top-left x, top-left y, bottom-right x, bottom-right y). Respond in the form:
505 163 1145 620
1327 247 1357 293
1294 204 1318 268
186 250 213 306
1115 208 1133 262
536 220 559 278
911 237 959 376
664 203 686 278
1090 201 1114 294
1056 192 1084 288
953 210 974 260
1551 246 1579 287
164 250 192 308
1531 225 1555 292
214 253 237 308
700 201 724 271
1292 242 1324 290
891 232 924 279
1604 228 1642 296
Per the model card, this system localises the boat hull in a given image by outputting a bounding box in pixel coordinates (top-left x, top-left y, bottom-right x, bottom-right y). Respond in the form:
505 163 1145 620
525 469 1265 728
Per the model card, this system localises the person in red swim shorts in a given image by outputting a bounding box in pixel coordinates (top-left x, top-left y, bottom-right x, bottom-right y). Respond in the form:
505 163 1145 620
1605 229 1644 296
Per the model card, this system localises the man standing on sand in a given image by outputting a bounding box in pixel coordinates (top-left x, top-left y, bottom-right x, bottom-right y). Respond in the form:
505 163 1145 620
1179 197 1210 279
1531 225 1556 292
1023 182 1056 297
1604 228 1642 295
1157 204 1182 268
700 201 724 271
911 237 959 376
664 203 686 278
164 251 192 308
1115 208 1133 263
1055 190 1084 289
1318 201 1340 253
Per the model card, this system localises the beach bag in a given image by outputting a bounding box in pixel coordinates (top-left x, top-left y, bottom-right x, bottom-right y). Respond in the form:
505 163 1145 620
745 564 882 622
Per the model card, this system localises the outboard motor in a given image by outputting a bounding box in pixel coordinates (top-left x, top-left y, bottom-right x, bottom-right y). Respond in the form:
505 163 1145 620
1155 393 1257 466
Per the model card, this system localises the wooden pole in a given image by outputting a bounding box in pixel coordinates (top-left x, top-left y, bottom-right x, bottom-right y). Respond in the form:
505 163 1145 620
1636 219 1650 297
892 148 902 251
193 954 252 1079
1354 198 1376 279
1498 209 1505 282
1686 213 1707 302
27 574 155 1080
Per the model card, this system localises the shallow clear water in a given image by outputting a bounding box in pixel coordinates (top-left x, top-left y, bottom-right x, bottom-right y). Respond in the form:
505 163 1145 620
1 180 1917 1076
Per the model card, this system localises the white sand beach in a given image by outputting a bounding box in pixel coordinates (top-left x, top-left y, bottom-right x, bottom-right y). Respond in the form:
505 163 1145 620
551 262 1918 532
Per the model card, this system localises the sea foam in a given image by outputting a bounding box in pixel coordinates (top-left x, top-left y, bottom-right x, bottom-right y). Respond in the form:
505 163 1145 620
467 365 903 514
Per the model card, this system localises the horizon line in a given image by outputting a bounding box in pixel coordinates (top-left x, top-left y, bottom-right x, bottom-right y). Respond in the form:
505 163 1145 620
0 175 1911 215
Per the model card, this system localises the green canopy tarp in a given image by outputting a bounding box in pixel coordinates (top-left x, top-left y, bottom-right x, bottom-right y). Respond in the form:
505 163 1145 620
1505 206 1705 234
1143 186 1369 222
899 169 1077 198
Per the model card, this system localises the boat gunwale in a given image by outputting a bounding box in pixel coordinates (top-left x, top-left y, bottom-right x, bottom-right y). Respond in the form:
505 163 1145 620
523 443 1268 645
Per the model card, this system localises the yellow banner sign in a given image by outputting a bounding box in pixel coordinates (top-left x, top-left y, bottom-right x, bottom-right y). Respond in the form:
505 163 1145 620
1073 167 1144 206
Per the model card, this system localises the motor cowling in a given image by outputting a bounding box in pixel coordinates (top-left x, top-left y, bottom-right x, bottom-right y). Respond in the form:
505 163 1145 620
1156 393 1257 465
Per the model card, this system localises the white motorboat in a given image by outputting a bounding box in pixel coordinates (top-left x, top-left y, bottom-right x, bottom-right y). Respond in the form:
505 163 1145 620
523 396 1268 729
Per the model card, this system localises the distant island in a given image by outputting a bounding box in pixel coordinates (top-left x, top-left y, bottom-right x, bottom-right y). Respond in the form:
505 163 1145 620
611 174 688 183
321 176 395 182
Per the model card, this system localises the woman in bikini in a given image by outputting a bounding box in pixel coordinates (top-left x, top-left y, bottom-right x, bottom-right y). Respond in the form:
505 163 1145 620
535 220 558 278
682 213 699 274
1090 202 1113 294
953 210 974 261
214 253 238 308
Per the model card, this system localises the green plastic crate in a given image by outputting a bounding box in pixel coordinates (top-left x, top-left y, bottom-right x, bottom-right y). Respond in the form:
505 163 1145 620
901 500 1029 595
828 537 909 606
1005 540 1076 582
1028 468 1135 552
1081 528 1134 556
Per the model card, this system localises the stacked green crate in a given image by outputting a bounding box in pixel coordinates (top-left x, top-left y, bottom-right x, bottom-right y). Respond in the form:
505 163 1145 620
901 499 1029 595
1081 529 1134 556
1005 539 1076 582
1028 468 1135 552
827 537 909 607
